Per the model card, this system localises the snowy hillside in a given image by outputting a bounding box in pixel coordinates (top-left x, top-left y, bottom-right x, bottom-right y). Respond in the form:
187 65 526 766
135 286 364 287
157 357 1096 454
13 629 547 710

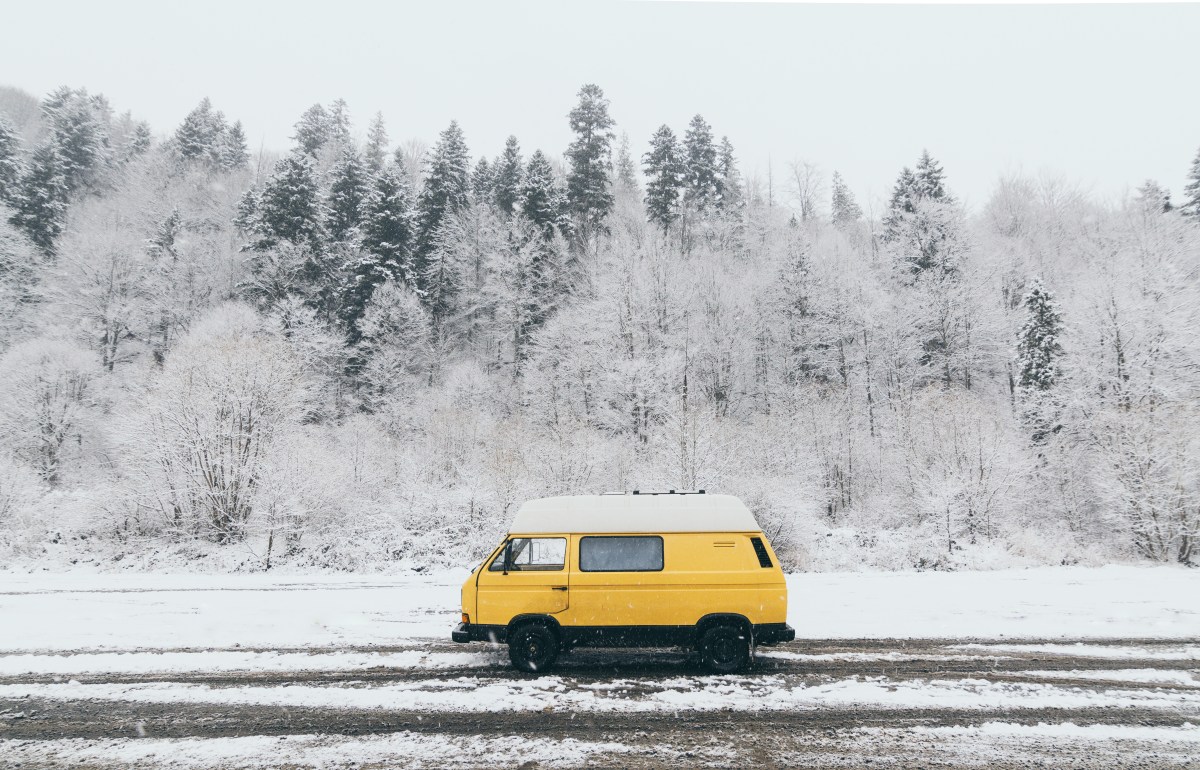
1 82 1198 574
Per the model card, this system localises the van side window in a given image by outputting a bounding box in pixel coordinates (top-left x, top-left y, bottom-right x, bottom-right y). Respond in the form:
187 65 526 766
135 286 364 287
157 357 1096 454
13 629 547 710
488 538 566 572
579 536 664 572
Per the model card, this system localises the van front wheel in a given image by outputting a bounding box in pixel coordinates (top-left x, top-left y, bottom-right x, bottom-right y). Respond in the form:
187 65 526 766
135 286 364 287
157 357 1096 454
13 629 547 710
508 624 559 674
699 624 752 674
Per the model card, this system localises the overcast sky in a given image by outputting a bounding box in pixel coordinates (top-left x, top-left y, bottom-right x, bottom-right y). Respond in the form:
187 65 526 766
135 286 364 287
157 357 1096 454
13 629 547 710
3 0 1198 211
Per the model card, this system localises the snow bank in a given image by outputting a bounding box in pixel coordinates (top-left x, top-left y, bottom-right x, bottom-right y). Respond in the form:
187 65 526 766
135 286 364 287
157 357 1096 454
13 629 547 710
0 566 1195 654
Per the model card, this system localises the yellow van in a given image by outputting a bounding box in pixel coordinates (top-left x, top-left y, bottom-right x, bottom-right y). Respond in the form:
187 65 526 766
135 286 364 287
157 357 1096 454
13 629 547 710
451 491 794 673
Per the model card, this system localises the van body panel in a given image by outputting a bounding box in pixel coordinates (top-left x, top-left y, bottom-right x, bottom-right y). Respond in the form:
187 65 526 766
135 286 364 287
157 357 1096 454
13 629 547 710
466 530 787 631
561 532 786 627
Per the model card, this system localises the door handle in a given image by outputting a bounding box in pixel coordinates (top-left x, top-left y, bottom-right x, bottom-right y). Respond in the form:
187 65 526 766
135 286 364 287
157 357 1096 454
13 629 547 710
551 586 569 591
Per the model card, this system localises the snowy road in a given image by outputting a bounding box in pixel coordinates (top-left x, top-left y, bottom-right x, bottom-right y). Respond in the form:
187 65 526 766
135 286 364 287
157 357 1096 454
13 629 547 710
1 568 1198 768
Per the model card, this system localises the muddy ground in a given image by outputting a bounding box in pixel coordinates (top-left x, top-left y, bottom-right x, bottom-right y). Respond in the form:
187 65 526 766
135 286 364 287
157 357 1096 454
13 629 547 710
2 638 1199 768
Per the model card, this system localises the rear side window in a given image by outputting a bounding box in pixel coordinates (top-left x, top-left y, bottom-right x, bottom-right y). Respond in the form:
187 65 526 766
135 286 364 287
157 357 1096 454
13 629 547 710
579 536 664 572
750 537 773 568
489 537 566 572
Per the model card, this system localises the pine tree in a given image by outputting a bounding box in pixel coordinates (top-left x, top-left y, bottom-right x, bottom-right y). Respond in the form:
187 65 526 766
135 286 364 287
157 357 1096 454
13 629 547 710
521 150 567 240
219 121 249 171
326 147 370 241
1182 146 1200 219
915 149 950 201
364 112 389 174
256 152 325 247
422 217 464 335
494 135 523 216
565 83 615 241
292 104 330 156
343 167 416 332
174 97 227 165
42 86 112 194
1016 278 1064 392
415 120 471 293
233 187 259 234
9 142 68 254
1135 180 1172 214
471 157 494 204
643 125 683 233
124 121 152 160
830 171 862 228
327 99 352 146
682 114 718 212
715 136 742 211
0 117 25 206
1016 277 1065 443
882 167 918 240
614 132 639 194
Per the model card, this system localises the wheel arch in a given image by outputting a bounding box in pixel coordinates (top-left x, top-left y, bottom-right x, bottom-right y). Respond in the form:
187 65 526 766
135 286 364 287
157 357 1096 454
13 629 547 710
508 613 563 640
695 612 753 643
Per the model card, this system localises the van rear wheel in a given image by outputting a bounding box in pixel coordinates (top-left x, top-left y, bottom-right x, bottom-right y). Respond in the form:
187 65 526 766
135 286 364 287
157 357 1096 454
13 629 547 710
508 624 559 674
699 624 752 674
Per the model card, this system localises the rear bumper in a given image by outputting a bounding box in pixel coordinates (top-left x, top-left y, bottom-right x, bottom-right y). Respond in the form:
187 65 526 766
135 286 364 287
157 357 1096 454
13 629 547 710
753 623 796 645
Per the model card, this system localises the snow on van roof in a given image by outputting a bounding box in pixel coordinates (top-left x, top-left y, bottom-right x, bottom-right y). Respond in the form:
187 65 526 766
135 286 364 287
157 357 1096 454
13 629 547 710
509 493 761 534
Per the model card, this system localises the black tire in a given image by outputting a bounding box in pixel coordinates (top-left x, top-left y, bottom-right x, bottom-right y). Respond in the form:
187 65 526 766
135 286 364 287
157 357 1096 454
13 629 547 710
699 624 752 674
508 623 559 674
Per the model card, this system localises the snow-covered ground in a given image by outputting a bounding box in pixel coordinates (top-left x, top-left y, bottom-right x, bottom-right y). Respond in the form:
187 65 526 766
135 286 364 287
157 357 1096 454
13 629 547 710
1 566 1197 769
1 565 1196 653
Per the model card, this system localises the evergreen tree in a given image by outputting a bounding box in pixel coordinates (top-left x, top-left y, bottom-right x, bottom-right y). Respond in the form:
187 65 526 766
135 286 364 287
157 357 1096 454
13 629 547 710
415 120 471 293
471 157 494 204
521 150 567 240
0 117 24 206
914 149 950 201
422 217 464 335
233 186 259 234
830 171 862 227
493 135 523 216
218 120 249 170
364 112 389 174
1016 278 1064 392
9 143 68 254
256 152 325 247
614 131 639 194
565 83 615 241
1017 277 1065 443
343 166 416 332
642 125 684 233
682 114 718 212
883 154 962 273
326 147 370 241
42 86 112 194
1135 180 1172 214
292 104 330 156
327 99 352 146
715 136 742 211
124 121 152 160
882 166 918 239
1182 146 1200 219
174 97 227 165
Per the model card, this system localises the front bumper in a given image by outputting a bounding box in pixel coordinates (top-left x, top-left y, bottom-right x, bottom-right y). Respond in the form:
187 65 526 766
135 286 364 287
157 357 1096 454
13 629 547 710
451 622 507 644
753 623 796 645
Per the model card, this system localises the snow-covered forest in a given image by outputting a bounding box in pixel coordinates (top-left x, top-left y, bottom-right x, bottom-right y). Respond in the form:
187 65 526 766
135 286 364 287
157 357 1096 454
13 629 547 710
0 82 1197 573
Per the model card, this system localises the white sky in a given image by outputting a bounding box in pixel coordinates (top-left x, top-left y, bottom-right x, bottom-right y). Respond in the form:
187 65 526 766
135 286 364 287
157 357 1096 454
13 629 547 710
2 0 1197 212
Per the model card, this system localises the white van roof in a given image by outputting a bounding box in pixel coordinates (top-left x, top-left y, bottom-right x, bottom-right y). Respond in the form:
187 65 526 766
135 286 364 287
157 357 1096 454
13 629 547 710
509 493 761 534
